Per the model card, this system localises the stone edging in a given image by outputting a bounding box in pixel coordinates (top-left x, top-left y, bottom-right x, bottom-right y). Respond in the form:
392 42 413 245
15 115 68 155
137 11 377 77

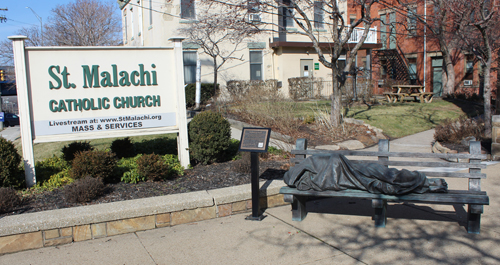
0 180 287 255
432 141 491 162
226 118 293 142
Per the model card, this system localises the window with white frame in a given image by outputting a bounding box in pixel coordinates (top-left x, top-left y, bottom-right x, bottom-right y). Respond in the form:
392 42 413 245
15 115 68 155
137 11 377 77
465 55 474 82
181 0 195 19
314 2 324 29
183 51 197 84
282 0 294 27
407 6 417 36
250 51 263 80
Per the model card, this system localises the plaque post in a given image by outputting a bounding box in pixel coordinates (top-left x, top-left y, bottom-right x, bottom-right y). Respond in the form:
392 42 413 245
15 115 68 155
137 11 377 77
239 127 271 221
247 152 262 220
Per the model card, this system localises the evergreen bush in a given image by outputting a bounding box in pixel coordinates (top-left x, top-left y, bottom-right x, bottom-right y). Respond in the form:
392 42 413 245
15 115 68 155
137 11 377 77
185 83 218 108
71 150 117 183
110 137 135 158
188 111 231 165
0 137 23 188
61 141 93 162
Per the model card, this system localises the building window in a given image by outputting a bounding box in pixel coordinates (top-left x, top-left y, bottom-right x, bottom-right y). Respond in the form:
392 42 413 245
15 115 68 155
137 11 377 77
407 7 417 36
314 2 324 28
283 0 294 27
183 51 197 84
408 58 417 85
181 0 195 19
350 14 356 26
250 51 263 80
465 55 474 81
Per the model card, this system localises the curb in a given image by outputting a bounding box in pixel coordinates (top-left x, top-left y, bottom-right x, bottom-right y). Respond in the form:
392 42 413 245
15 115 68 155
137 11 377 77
0 180 287 255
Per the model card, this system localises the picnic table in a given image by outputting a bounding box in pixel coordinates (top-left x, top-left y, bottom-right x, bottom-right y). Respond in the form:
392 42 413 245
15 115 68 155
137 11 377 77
383 85 435 103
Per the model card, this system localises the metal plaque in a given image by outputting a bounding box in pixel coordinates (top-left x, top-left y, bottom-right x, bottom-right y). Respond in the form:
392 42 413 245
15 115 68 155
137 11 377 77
239 127 271 152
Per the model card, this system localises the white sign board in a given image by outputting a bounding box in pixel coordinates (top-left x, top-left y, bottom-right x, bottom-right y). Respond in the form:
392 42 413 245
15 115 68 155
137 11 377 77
27 48 180 141
10 36 189 187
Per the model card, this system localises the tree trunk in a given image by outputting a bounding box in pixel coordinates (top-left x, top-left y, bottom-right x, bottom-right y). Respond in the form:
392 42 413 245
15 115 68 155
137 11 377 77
331 65 341 127
213 57 218 98
443 54 456 96
483 60 492 138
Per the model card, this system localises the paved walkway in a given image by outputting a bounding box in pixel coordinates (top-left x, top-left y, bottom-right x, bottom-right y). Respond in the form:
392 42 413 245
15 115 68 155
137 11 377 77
2 129 500 264
0 125 20 142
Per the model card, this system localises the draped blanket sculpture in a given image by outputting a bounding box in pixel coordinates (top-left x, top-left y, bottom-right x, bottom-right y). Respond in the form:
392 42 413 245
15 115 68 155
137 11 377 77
284 154 447 195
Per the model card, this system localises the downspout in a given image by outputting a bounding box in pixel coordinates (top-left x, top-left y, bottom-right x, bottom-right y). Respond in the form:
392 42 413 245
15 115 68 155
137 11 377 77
423 0 427 92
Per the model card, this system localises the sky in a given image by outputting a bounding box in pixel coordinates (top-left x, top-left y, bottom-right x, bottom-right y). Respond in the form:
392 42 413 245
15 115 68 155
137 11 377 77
0 0 121 42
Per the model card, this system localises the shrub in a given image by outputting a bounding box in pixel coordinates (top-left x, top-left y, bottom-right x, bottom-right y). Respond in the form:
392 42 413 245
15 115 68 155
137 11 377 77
162 154 184 179
119 155 144 184
0 137 23 188
188 111 231 165
434 116 484 144
185 83 218 108
110 137 135 158
63 176 105 203
0 187 21 213
135 137 177 156
35 155 70 185
37 169 73 191
119 154 183 183
71 150 117 183
61 141 93 162
136 154 170 181
231 152 251 173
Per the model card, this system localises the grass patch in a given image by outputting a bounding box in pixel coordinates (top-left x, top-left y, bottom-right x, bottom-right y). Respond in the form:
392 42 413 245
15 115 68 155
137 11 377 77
226 97 482 139
344 98 482 138
13 134 177 162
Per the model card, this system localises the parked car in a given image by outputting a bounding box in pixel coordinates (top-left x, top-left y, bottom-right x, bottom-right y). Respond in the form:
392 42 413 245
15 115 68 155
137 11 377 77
3 113 19 127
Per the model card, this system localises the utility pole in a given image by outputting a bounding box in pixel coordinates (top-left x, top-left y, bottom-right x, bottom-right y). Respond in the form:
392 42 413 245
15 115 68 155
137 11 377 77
0 8 7 23
26 7 43 45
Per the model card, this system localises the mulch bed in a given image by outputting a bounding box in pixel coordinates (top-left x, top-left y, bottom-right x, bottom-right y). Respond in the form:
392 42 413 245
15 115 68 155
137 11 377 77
1 159 289 219
2 112 382 219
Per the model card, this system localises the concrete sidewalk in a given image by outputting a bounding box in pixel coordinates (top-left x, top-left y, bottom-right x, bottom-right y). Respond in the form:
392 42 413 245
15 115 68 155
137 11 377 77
2 129 500 264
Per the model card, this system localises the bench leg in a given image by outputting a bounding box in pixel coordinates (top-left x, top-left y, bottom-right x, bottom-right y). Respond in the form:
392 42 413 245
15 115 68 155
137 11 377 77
372 199 387 228
284 195 308 221
467 204 483 234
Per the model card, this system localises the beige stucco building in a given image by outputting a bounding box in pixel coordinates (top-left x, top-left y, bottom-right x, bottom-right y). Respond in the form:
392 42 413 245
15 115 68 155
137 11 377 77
117 0 379 98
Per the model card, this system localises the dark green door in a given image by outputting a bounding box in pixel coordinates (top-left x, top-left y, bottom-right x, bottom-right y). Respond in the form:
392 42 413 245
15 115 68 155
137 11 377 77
432 58 443 96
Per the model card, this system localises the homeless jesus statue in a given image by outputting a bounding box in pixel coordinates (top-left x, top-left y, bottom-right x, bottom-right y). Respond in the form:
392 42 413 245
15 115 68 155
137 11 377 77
284 154 447 195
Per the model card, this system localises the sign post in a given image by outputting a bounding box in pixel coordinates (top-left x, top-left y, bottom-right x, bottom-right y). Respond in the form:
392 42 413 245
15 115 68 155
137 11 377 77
239 127 271 220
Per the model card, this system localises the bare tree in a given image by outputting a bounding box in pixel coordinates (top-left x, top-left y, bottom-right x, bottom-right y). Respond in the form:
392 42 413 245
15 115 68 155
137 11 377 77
0 26 43 66
211 0 379 126
448 0 500 136
179 13 255 94
44 0 121 46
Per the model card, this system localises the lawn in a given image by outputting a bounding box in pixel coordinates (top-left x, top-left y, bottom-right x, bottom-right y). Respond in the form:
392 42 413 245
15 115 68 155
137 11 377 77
228 97 483 139
13 133 177 162
343 98 482 138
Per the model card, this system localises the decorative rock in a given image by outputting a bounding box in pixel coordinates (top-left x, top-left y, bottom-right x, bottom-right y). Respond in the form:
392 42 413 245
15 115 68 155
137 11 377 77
461 136 476 146
338 140 365 150
315 145 340 151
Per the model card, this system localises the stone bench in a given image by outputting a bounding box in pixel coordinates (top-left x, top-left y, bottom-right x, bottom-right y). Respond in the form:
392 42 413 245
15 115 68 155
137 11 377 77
280 139 489 234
